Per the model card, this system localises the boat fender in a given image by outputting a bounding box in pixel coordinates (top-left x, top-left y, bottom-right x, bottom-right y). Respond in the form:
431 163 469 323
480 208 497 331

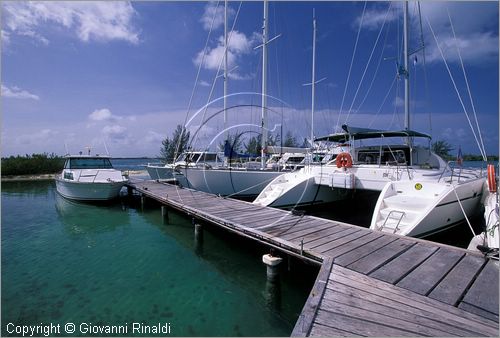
487 164 497 193
336 152 353 169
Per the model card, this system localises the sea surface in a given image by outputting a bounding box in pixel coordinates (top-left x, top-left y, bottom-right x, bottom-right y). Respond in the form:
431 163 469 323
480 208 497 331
1 180 315 337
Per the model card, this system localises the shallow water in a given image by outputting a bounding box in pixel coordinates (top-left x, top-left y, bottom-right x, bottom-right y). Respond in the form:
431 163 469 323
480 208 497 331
2 181 315 336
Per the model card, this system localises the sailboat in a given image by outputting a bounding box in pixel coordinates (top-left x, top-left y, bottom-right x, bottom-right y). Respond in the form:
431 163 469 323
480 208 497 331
178 0 308 198
254 1 486 239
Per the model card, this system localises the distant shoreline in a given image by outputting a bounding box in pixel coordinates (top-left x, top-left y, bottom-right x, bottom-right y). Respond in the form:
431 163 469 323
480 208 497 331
1 170 148 182
2 174 57 182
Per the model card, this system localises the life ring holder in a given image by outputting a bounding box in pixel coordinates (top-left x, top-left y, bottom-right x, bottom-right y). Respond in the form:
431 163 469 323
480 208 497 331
336 152 353 169
487 164 497 193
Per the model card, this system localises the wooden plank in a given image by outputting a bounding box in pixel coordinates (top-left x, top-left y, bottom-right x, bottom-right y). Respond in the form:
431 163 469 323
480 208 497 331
330 265 498 332
324 282 482 336
334 234 398 267
314 308 418 336
369 243 439 284
428 254 486 306
266 218 331 237
313 230 370 254
304 227 361 249
280 223 339 241
308 323 359 337
291 257 333 337
460 259 499 318
321 232 385 259
458 302 499 323
396 247 464 296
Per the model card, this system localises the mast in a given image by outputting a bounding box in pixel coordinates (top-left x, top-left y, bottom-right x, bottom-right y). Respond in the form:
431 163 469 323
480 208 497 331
260 0 269 168
224 0 228 141
403 0 410 132
310 10 316 147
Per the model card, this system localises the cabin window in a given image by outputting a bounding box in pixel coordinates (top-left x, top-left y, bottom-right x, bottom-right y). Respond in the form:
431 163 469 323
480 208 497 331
189 154 201 162
69 158 113 169
201 153 217 162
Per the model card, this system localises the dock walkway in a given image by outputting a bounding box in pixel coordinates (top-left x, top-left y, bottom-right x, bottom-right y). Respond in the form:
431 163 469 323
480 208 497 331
127 179 499 336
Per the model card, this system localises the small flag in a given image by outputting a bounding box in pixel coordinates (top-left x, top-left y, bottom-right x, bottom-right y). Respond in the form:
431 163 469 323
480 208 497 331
457 146 463 166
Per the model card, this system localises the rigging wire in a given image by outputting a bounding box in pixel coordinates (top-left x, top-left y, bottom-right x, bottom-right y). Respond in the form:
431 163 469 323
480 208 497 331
335 1 367 132
175 0 220 157
345 2 393 123
354 16 391 117
447 7 487 161
417 2 433 139
368 74 397 127
426 16 487 161
200 1 243 129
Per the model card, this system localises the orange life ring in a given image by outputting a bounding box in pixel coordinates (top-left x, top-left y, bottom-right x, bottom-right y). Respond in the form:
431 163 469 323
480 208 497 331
487 164 497 193
336 152 353 168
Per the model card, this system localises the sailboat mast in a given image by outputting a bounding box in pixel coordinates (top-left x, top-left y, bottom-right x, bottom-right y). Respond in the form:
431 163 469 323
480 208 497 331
403 0 410 131
224 0 228 140
261 0 269 168
311 10 316 147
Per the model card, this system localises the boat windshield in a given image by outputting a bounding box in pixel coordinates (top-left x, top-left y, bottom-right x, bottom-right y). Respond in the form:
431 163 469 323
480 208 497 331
66 158 114 169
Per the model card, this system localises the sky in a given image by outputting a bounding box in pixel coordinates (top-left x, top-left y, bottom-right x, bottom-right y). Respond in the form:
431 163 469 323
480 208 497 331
1 1 498 157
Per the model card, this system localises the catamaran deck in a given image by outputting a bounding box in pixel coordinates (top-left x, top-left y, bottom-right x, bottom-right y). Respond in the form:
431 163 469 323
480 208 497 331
126 179 499 336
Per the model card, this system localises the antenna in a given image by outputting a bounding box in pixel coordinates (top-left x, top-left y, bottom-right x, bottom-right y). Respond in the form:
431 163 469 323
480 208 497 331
103 140 110 156
64 142 69 156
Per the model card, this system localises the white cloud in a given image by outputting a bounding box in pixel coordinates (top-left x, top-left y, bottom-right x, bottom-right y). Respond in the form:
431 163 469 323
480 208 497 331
200 1 235 31
352 2 498 64
18 129 57 145
3 1 140 45
2 30 11 46
199 80 211 87
102 125 127 139
1 84 39 100
193 30 259 79
89 108 119 121
355 3 399 31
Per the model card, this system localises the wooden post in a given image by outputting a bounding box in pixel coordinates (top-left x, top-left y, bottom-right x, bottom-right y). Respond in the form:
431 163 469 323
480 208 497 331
141 195 145 211
262 253 283 281
194 222 203 255
161 206 169 224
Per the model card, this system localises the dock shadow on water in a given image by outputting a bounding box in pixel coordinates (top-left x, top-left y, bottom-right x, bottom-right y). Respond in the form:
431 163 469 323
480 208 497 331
298 189 485 249
1 181 316 337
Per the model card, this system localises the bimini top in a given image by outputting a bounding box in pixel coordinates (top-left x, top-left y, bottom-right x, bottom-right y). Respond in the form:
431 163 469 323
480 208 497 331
314 124 432 143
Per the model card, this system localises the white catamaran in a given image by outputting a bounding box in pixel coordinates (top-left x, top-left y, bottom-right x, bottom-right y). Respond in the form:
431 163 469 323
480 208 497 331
254 1 487 239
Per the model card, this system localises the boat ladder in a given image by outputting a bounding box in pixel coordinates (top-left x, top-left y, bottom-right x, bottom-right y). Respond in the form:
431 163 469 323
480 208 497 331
379 210 406 234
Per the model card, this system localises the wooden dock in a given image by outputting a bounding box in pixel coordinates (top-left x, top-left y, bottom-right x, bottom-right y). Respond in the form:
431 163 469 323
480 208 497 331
127 179 499 336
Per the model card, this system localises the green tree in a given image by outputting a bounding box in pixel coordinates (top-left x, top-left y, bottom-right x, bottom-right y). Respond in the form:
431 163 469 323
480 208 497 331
160 125 190 162
244 133 280 155
218 131 245 153
431 140 454 159
283 131 298 147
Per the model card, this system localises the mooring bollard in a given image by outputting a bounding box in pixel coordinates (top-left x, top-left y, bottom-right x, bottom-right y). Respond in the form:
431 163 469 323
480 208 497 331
161 206 169 224
262 253 283 281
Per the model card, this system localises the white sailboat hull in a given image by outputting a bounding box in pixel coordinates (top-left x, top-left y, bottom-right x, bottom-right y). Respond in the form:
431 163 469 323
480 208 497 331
179 167 282 198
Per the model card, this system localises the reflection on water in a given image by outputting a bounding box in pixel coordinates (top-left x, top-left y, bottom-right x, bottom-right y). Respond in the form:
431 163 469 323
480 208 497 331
2 180 314 337
54 193 130 235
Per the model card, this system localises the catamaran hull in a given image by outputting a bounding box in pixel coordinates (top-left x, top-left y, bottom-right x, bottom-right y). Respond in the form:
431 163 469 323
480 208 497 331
179 168 282 198
55 178 126 201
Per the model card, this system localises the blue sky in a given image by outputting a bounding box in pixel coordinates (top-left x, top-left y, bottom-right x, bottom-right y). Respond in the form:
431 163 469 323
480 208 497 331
2 1 498 157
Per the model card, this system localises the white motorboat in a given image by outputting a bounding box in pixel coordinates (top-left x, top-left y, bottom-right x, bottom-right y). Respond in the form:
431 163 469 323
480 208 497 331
55 154 128 201
145 151 223 180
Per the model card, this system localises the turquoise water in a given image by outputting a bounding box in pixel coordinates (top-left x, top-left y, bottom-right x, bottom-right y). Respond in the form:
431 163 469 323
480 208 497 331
2 181 315 336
